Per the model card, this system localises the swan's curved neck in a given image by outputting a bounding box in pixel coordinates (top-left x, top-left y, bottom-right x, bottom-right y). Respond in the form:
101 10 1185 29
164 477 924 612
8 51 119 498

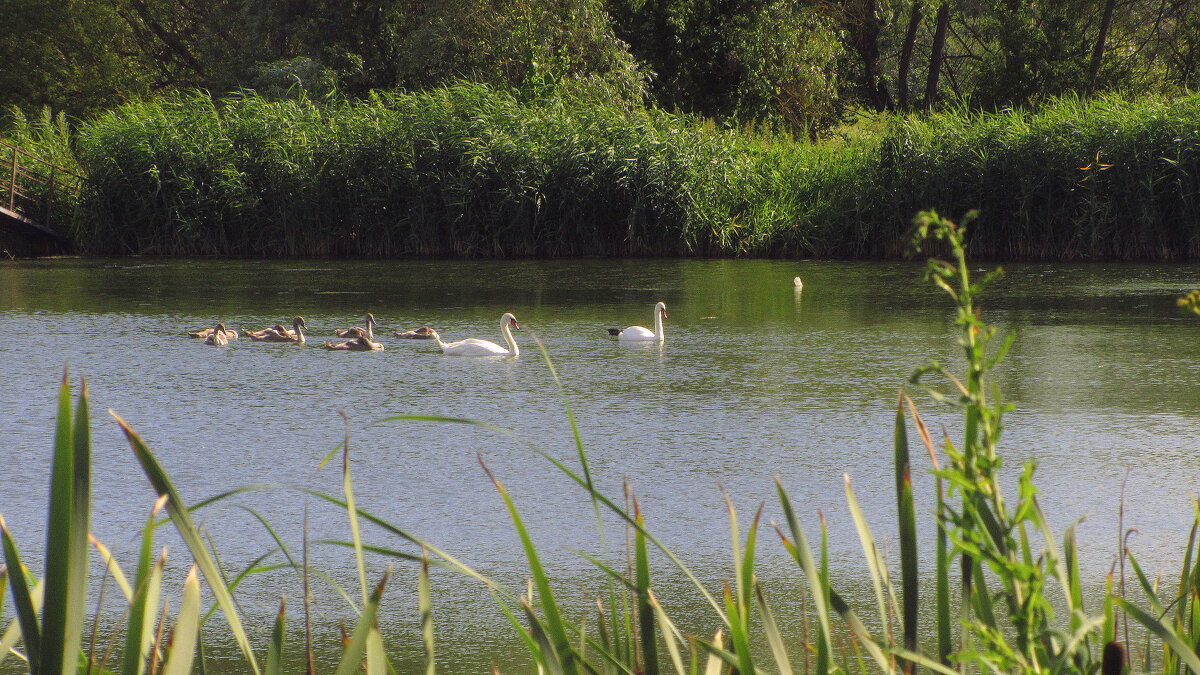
653 309 664 341
364 317 374 340
502 321 518 357
295 323 306 344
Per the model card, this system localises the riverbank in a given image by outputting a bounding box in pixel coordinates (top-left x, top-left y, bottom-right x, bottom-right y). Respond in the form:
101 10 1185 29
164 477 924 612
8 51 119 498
9 86 1200 260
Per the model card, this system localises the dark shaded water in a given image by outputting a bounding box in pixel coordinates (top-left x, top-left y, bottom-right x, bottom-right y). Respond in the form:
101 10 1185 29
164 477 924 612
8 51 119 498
2 258 1199 671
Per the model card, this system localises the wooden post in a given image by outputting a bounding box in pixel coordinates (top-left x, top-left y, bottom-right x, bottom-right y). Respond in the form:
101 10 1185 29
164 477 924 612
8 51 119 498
44 166 57 227
8 147 16 212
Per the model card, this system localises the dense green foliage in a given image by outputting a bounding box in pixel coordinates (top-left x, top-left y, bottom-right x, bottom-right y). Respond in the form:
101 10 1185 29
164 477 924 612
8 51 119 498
66 87 1200 260
70 85 825 256
5 0 1200 131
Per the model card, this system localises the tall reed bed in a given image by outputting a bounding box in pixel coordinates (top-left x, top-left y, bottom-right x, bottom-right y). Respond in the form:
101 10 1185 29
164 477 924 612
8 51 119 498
865 94 1200 259
6 212 1200 673
73 85 844 257
67 88 1200 260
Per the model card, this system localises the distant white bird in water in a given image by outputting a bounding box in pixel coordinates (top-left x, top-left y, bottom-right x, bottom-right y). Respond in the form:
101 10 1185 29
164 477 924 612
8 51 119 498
793 276 804 289
607 301 667 342
432 313 520 356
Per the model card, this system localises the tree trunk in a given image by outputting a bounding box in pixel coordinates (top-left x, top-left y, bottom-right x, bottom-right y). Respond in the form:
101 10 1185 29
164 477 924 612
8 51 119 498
897 0 923 110
843 0 893 111
923 2 950 108
1087 0 1118 94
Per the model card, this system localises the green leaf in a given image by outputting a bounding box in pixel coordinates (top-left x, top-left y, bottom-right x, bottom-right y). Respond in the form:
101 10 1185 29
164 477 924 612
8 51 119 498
162 566 201 675
334 570 388 675
894 396 919 671
123 495 167 675
755 582 794 675
633 501 658 675
42 373 91 675
482 460 578 675
1119 598 1200 674
419 554 435 675
0 576 44 667
0 519 40 672
112 411 261 675
265 598 285 675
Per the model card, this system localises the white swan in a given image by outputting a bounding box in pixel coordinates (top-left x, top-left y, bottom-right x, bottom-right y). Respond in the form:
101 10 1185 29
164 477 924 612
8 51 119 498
608 302 667 342
433 313 520 356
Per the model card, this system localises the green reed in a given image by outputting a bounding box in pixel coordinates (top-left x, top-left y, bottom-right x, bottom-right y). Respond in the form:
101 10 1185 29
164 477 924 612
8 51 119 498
58 86 1200 260
6 212 1200 673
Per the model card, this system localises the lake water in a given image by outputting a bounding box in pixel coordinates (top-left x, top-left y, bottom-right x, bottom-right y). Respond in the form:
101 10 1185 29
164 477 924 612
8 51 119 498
2 258 1200 671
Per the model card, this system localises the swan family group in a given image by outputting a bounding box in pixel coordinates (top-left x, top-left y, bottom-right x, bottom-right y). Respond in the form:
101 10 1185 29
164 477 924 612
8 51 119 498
187 301 669 357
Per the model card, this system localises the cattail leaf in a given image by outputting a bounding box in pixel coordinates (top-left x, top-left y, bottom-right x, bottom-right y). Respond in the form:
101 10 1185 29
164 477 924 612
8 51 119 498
265 598 285 675
483 460 578 675
162 566 201 675
41 373 90 675
334 570 388 675
0 519 40 672
893 395 919 671
112 411 261 675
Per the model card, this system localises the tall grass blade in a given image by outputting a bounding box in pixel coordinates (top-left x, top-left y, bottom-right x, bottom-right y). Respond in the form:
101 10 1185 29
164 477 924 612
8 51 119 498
893 396 919 672
905 397 952 664
647 592 687 675
366 628 387 675
533 337 603 537
42 373 90 675
88 535 132 602
111 411 261 674
336 415 388 675
0 517 40 672
755 582 795 675
0 578 44 668
844 473 895 651
523 599 567 675
334 570 389 675
265 598 285 675
703 630 724 675
633 500 658 675
122 496 167 675
162 566 200 675
420 552 436 675
776 479 834 675
1119 598 1200 674
481 458 578 675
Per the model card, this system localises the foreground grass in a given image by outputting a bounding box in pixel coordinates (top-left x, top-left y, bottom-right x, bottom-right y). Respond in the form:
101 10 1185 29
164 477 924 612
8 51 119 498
4 211 1200 674
9 86 1198 259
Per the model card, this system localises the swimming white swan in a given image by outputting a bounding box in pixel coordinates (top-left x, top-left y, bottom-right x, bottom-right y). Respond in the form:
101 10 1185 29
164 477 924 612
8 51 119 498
432 313 520 356
608 302 667 342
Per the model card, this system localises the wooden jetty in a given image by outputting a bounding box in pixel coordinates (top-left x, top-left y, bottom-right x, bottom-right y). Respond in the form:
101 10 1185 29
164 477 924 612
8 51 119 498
0 141 82 255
